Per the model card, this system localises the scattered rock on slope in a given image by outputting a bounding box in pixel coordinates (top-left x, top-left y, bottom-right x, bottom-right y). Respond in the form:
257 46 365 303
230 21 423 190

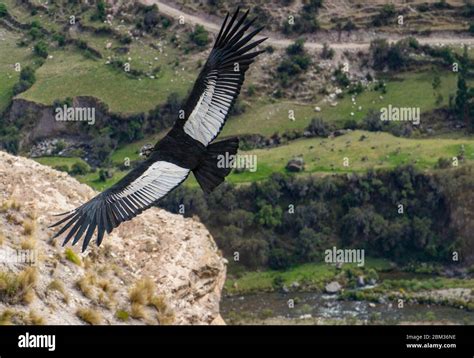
0 151 226 325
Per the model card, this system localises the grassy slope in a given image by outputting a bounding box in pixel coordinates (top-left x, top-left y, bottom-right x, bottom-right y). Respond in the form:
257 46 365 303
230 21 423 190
2 0 62 33
225 258 392 295
19 49 193 114
222 71 458 137
0 29 33 113
227 130 474 182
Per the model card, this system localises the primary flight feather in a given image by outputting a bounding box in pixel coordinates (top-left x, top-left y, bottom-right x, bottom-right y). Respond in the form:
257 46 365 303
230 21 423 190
50 8 267 252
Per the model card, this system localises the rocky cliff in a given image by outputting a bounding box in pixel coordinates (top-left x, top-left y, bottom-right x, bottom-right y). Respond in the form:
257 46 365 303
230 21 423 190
0 151 226 325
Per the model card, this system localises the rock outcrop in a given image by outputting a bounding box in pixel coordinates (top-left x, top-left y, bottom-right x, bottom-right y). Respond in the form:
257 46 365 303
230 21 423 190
0 151 226 325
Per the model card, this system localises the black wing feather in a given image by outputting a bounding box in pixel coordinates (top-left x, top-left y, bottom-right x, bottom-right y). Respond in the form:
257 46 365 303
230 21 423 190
177 8 267 145
50 158 190 252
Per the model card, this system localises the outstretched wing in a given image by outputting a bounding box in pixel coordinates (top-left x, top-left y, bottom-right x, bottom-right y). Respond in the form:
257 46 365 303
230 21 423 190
50 159 189 252
177 8 267 146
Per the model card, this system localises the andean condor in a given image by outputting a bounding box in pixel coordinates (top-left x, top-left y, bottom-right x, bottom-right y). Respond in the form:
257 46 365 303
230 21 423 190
50 8 267 252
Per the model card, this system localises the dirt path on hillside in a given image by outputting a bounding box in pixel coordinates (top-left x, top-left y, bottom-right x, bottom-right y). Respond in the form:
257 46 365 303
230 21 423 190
141 0 474 50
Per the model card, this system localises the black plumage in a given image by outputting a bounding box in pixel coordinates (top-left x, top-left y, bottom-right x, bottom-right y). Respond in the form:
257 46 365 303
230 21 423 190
50 8 266 252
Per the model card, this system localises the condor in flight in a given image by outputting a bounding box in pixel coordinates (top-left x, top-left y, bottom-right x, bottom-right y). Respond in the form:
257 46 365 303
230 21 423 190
50 8 266 252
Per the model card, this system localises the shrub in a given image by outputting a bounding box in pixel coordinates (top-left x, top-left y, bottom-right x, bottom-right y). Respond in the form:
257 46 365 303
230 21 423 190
20 66 36 84
282 7 320 35
372 4 396 27
277 39 311 80
435 157 451 169
370 39 409 71
119 34 132 45
272 275 285 290
65 248 82 265
34 41 48 58
54 140 66 154
130 303 146 319
143 5 159 31
306 118 331 137
321 43 335 59
12 66 36 95
333 67 350 87
20 237 35 250
189 25 209 47
69 162 89 176
348 81 364 95
286 38 305 56
0 267 37 304
0 3 7 17
129 278 155 305
27 310 44 325
28 27 43 40
47 279 69 303
76 274 95 299
343 20 357 32
76 308 102 325
91 0 106 22
76 39 88 50
115 310 129 321
53 33 66 47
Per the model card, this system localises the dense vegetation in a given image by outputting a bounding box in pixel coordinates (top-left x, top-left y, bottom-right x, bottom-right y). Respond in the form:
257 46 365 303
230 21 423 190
159 165 461 270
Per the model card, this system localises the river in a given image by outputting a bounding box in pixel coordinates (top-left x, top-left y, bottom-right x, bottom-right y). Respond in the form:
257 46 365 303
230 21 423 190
221 292 474 325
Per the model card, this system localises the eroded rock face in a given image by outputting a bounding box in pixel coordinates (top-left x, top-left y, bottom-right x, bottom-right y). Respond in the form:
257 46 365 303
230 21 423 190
0 151 226 325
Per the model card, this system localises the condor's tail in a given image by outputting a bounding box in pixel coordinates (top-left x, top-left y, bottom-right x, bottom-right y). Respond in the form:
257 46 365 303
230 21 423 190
193 137 239 194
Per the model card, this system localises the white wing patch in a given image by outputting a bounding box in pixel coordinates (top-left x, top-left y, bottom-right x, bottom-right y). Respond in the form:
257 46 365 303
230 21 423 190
115 161 189 207
184 70 234 146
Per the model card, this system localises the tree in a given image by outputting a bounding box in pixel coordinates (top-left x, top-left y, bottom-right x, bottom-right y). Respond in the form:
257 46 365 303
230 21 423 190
268 248 292 270
412 216 432 249
295 227 321 261
255 205 282 228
